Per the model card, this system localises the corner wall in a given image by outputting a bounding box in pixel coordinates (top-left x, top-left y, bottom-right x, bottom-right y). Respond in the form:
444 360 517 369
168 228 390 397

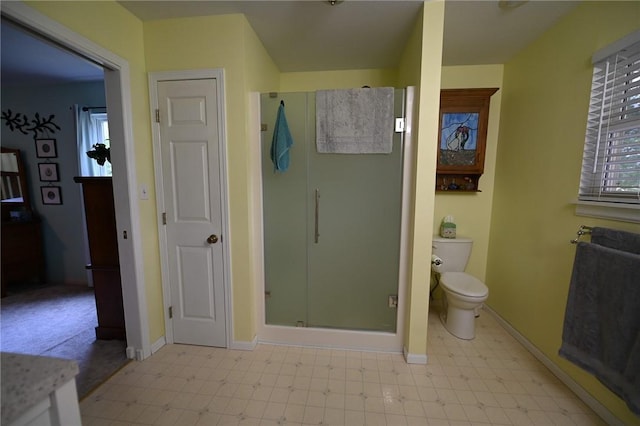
23 0 166 341
144 13 280 344
487 2 640 423
434 65 504 282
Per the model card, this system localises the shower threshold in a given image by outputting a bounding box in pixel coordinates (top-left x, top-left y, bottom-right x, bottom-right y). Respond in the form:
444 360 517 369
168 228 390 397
258 323 402 353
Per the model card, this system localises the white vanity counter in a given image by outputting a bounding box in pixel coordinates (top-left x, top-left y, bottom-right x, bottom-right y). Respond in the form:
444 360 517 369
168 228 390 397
1 352 81 426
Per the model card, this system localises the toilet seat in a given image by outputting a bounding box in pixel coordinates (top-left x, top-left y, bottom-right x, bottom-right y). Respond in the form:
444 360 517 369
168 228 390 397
440 272 488 298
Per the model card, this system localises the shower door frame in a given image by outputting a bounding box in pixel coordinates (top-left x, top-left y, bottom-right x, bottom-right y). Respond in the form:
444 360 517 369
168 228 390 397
253 87 416 353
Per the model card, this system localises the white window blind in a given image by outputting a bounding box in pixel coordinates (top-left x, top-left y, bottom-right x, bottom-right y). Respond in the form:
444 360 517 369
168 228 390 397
578 33 640 205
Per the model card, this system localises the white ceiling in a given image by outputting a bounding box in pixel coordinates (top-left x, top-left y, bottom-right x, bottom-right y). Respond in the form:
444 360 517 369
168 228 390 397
1 0 579 85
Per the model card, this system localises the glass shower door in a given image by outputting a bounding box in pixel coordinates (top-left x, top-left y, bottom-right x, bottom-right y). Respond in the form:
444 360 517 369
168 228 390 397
261 90 404 332
306 90 404 332
262 92 309 327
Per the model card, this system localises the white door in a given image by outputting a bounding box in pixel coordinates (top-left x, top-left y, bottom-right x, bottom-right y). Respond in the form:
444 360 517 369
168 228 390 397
157 78 226 347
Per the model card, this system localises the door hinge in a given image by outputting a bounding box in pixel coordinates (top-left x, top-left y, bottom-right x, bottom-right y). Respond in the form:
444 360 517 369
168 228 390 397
155 109 160 123
168 306 173 318
162 212 167 225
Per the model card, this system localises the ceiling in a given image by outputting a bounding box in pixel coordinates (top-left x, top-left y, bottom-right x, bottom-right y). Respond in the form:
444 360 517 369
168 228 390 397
1 0 579 85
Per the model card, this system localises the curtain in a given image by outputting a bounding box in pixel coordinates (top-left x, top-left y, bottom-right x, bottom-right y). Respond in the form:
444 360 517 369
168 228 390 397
75 105 110 177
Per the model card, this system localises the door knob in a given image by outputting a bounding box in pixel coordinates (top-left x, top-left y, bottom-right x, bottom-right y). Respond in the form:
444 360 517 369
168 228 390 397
207 234 218 244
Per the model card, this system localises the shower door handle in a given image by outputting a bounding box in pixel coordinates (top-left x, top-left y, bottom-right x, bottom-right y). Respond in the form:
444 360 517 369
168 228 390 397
314 189 320 244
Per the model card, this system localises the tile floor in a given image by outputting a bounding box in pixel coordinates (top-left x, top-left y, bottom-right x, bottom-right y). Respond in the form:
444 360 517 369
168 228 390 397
80 309 606 425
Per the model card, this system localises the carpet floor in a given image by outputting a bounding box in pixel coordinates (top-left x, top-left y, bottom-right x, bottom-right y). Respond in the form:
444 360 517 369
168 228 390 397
0 283 130 399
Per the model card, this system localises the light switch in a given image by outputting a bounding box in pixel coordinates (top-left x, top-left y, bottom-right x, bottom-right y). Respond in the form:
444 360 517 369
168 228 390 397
140 184 149 200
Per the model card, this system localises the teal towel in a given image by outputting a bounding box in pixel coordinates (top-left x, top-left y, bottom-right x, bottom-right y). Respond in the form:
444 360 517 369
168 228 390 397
270 100 294 172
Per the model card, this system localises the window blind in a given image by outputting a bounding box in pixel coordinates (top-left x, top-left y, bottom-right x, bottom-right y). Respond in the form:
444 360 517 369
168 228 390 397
578 36 640 204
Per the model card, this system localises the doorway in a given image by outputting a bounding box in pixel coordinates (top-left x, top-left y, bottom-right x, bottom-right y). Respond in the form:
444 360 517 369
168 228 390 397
1 2 149 359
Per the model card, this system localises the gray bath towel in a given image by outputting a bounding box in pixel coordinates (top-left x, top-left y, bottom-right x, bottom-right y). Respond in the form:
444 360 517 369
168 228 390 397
591 227 640 255
316 87 394 154
559 241 640 415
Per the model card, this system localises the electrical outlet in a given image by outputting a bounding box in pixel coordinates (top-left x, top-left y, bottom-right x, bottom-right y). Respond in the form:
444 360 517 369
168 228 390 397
388 295 398 308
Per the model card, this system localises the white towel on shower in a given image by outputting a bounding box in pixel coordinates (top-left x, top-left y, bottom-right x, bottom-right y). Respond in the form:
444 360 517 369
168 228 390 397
315 87 395 154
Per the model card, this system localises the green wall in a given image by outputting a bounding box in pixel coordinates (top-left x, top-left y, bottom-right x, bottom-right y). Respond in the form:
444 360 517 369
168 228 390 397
487 2 640 423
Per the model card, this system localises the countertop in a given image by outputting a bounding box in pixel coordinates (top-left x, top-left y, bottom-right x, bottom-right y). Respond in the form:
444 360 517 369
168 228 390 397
1 352 79 424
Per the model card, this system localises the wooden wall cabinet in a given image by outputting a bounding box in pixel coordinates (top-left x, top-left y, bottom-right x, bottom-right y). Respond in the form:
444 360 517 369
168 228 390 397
436 88 498 192
74 177 126 340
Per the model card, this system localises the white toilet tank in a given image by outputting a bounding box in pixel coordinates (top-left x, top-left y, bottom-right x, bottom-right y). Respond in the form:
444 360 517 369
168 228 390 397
432 236 473 273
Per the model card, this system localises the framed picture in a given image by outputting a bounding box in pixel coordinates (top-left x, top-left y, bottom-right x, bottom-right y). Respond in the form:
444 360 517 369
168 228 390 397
41 186 62 205
38 162 59 182
35 138 57 158
436 88 498 192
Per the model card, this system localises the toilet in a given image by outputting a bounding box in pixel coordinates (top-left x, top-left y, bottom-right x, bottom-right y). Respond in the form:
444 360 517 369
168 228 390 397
431 236 489 340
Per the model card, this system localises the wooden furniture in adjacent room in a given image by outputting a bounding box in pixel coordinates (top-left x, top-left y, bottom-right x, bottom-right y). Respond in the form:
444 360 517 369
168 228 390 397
74 176 126 340
1 220 45 295
1 147 44 297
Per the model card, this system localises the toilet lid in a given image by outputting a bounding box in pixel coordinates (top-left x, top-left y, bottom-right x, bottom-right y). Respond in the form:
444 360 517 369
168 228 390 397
440 272 488 298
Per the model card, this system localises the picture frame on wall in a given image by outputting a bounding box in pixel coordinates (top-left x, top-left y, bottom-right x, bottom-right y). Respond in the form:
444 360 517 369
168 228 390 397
41 186 62 205
35 138 57 158
38 162 59 182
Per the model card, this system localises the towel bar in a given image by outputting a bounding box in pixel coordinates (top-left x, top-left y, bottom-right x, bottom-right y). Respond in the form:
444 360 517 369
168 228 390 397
570 225 593 244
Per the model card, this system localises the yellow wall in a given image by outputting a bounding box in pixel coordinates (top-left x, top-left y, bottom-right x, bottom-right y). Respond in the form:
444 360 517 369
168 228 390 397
144 14 280 342
403 1 444 357
434 65 504 282
18 2 640 420
26 3 282 344
487 2 640 423
25 0 166 340
280 69 397 91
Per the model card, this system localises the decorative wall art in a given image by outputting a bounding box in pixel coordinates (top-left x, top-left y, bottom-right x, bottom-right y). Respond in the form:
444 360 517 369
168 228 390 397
1 110 61 139
38 163 59 182
41 186 62 205
35 139 57 158
436 88 499 192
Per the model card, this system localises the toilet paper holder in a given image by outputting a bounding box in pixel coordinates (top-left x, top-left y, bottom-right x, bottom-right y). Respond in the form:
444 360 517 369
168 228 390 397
431 254 443 266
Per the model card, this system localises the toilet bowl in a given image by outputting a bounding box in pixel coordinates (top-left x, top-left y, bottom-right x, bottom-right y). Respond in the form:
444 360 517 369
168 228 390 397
438 272 488 340
431 236 489 340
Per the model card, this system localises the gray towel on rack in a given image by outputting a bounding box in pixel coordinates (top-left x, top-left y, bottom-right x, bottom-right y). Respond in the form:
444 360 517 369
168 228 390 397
316 87 394 154
591 227 640 255
559 241 640 415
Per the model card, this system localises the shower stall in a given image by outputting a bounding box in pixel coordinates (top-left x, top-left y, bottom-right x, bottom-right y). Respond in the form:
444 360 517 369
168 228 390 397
258 88 411 351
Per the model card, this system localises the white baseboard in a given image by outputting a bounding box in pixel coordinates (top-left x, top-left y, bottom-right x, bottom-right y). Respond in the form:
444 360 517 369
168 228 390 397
230 336 257 351
483 306 623 426
403 346 428 364
150 336 166 355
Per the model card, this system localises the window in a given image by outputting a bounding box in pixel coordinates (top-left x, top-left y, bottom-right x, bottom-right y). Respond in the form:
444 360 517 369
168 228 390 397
75 105 111 177
577 31 640 222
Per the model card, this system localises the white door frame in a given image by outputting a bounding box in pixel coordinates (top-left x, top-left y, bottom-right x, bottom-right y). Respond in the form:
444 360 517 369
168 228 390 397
2 3 151 359
148 70 232 348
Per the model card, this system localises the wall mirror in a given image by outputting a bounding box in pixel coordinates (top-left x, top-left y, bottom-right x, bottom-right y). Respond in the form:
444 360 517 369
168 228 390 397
1 147 31 220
